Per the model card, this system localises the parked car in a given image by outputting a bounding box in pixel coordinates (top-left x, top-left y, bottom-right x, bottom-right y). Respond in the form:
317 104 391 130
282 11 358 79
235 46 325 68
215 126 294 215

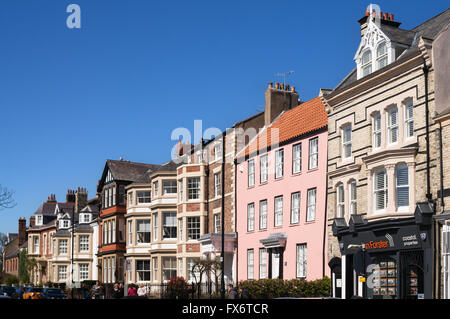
0 286 18 298
22 287 44 299
41 288 66 299
15 286 27 299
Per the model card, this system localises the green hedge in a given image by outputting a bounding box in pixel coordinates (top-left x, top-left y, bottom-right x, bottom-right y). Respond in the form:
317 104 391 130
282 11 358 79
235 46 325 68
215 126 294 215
238 277 331 299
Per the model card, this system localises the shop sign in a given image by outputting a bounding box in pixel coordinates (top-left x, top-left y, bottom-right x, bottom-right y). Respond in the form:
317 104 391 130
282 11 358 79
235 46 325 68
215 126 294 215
402 234 419 247
361 234 395 251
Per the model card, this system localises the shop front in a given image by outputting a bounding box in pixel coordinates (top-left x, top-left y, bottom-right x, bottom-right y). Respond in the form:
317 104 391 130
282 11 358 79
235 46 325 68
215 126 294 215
333 207 433 299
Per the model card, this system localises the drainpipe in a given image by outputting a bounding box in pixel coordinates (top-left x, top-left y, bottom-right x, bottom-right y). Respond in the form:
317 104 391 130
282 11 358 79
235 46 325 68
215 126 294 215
234 156 239 288
322 132 328 278
220 131 227 299
423 61 432 202
437 122 445 299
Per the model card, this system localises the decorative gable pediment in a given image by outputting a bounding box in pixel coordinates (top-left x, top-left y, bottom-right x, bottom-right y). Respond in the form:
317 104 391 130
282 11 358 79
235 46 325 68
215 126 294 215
354 21 389 61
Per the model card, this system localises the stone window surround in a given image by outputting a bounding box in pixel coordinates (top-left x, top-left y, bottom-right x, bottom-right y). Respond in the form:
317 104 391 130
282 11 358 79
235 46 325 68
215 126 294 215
331 171 360 221
367 94 417 155
365 156 415 220
335 116 355 167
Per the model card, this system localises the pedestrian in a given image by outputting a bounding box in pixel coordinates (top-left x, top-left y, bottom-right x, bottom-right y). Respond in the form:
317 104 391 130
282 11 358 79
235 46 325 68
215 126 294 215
128 284 137 297
137 283 147 297
92 281 101 300
240 287 250 299
119 283 124 298
227 284 239 299
112 283 122 299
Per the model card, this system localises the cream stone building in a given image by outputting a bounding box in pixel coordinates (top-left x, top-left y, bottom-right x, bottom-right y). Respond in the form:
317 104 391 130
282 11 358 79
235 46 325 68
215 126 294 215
324 6 450 299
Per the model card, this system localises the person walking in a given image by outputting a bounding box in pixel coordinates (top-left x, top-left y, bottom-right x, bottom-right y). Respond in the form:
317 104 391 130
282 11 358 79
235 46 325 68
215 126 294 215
227 284 239 299
137 283 147 297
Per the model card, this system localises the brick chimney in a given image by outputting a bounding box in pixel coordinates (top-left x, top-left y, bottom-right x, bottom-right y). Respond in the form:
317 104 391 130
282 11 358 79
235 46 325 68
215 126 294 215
47 194 57 203
264 82 299 126
66 189 76 203
18 218 26 246
358 7 401 38
29 216 35 228
75 187 88 214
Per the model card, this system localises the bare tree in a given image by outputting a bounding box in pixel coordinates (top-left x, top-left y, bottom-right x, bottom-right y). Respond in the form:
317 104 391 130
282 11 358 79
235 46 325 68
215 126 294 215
0 185 16 210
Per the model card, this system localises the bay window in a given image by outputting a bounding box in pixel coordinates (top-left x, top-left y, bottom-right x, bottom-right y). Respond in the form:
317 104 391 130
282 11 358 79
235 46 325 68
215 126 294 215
136 260 151 282
396 165 409 208
137 191 151 204
187 177 200 200
163 212 177 239
137 220 151 243
163 180 177 195
187 217 201 240
374 169 388 210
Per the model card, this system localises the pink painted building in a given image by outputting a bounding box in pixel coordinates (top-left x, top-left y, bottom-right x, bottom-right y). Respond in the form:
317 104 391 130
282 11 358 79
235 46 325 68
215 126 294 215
235 97 329 281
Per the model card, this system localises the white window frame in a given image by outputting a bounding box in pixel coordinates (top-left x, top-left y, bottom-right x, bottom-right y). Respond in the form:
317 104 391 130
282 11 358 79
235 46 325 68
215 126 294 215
337 184 345 218
247 249 254 280
259 248 267 279
387 106 399 145
163 180 177 195
349 181 357 215
137 220 151 244
187 216 201 240
374 168 388 211
259 200 267 230
136 260 151 282
79 264 89 281
341 124 352 159
290 192 300 224
214 144 221 161
292 143 302 174
260 154 268 183
306 188 317 222
309 138 319 170
404 99 414 139
153 213 159 241
274 196 283 227
128 220 133 245
79 235 89 252
58 239 68 255
376 41 388 70
372 112 382 149
179 180 183 202
247 203 255 232
248 159 255 187
162 212 177 240
137 191 151 204
58 265 67 281
214 173 221 197
361 49 372 77
296 244 307 278
187 177 200 200
275 149 284 179
214 213 221 234
396 164 409 208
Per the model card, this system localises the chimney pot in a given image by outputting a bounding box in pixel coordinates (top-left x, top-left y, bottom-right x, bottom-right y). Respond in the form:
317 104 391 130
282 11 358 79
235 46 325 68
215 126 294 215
388 13 394 21
365 9 369 16
291 86 295 93
280 83 284 90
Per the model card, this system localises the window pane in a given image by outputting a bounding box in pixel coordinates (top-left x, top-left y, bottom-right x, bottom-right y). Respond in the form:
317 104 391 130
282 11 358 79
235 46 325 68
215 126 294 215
396 165 409 207
247 203 255 231
259 200 267 229
274 196 283 227
163 180 177 195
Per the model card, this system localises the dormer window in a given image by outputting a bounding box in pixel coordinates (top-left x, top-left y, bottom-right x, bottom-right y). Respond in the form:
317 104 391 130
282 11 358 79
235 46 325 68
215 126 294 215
81 213 91 224
60 220 70 229
377 41 388 69
362 50 372 77
36 215 43 226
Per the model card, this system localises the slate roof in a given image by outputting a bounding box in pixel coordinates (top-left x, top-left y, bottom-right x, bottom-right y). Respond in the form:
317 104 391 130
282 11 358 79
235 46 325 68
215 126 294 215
106 160 161 182
34 201 75 216
332 8 450 92
239 97 327 159
152 160 182 173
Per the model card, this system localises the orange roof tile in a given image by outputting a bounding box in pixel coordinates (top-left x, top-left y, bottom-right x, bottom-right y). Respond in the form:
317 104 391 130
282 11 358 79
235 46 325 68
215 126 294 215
240 97 327 158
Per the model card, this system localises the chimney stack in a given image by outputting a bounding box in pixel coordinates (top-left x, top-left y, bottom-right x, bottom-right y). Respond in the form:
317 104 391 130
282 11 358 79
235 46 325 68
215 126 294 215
29 216 35 228
66 189 76 203
358 7 401 38
75 187 88 214
47 194 57 203
264 82 299 126
18 218 27 246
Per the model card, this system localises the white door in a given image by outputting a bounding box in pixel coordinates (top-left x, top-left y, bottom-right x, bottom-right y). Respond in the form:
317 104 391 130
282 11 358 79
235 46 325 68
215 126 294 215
272 250 280 279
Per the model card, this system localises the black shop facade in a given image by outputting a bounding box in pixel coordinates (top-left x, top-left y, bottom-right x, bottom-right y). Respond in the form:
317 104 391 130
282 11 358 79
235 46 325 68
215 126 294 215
332 204 434 299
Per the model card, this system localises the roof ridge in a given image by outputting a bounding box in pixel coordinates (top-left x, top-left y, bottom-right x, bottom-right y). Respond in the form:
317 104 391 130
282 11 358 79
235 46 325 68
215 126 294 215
411 7 450 31
107 159 161 167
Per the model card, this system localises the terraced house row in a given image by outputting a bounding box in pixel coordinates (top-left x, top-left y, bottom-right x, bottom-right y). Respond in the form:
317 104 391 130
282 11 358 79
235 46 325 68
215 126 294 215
2 5 450 299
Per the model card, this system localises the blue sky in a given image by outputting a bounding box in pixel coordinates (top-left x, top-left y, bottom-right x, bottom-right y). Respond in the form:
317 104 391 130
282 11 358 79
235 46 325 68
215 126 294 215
0 0 448 234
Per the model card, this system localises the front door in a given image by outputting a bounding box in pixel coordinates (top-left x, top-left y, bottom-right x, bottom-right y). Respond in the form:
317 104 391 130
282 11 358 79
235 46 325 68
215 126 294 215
272 250 280 279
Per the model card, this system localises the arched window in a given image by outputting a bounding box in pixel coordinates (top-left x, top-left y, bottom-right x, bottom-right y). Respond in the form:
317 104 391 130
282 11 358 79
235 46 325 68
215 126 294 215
337 184 345 218
377 41 388 69
349 180 357 215
396 164 409 208
362 50 372 77
374 168 387 210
